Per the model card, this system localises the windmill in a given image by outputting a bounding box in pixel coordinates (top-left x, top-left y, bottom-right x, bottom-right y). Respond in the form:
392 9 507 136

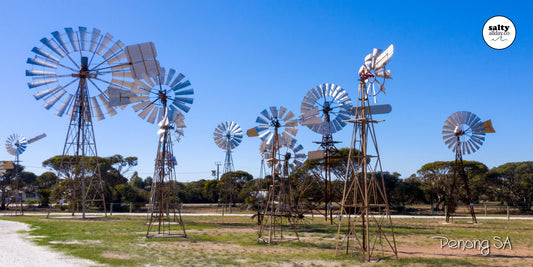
5 133 46 214
336 44 398 261
442 111 495 223
26 27 158 218
120 66 192 238
299 83 352 222
213 121 243 174
247 106 300 244
263 140 305 178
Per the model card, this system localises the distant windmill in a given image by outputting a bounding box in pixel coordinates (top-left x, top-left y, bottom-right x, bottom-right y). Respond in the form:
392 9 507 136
442 111 495 223
5 133 46 214
213 121 243 174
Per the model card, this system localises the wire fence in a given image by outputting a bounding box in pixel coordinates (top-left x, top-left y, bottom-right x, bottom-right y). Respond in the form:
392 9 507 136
1 202 532 218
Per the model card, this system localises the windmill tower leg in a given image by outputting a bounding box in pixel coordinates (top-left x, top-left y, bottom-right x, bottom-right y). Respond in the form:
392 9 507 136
446 148 477 224
59 75 106 219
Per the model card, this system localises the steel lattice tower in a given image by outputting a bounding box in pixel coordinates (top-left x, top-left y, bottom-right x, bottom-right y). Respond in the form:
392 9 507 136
336 45 397 260
146 104 187 238
59 63 107 219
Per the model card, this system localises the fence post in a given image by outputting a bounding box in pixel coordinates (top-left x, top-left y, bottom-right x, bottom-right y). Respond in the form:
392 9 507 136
110 203 113 216
129 202 133 213
484 204 487 217
507 206 510 220
444 205 448 219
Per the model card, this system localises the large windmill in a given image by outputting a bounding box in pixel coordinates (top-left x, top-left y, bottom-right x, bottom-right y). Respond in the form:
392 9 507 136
442 111 495 223
299 83 352 222
247 106 300 244
118 66 192 238
213 121 243 174
26 27 158 218
336 45 398 260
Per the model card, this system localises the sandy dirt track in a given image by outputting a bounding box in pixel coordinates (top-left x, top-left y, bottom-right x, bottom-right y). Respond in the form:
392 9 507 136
0 219 98 267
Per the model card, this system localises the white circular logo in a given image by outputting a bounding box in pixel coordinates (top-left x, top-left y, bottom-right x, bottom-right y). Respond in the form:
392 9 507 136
482 16 516 50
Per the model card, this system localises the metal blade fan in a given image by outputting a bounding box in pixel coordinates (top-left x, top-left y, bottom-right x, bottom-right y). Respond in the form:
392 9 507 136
157 108 186 144
442 111 495 155
5 133 46 157
358 44 394 103
246 106 298 147
5 134 28 156
129 67 192 126
263 140 305 176
214 121 243 150
26 27 139 120
299 83 352 135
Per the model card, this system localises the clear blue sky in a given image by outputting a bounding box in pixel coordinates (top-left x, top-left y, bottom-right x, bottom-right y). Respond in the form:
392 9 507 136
1 1 531 181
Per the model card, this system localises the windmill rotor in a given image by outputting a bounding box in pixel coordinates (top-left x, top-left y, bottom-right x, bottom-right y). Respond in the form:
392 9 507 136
5 134 28 156
300 83 352 135
247 106 298 147
128 67 191 127
214 121 243 150
358 44 394 103
264 141 305 175
442 111 494 155
26 27 142 120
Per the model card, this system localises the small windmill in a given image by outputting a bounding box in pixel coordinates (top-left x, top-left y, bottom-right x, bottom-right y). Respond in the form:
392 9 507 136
442 111 495 223
247 106 300 244
213 121 243 174
5 133 46 214
336 44 397 261
299 83 352 222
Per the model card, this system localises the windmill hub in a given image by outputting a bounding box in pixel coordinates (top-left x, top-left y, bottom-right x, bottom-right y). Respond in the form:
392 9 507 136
158 90 168 106
271 118 281 128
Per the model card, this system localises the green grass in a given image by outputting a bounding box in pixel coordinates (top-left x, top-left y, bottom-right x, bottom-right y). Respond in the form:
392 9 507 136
1 215 532 266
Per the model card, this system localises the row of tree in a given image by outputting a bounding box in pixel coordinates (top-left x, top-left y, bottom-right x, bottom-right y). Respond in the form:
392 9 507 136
0 153 531 212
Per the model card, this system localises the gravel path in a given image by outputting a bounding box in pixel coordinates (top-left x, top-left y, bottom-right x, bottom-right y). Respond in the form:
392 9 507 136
0 219 98 266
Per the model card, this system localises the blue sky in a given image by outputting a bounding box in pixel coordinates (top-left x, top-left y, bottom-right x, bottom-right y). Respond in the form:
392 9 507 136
1 1 531 181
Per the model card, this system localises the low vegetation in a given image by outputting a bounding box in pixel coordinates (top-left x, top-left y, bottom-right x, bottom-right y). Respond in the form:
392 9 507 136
2 215 532 266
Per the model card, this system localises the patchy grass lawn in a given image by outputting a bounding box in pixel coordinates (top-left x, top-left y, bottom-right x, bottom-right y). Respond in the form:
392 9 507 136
2 215 532 266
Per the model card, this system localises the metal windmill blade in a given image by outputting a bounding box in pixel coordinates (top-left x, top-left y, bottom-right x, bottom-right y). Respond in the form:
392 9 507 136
358 44 394 103
157 109 186 143
5 134 28 156
277 140 306 176
129 67 192 126
442 111 494 155
26 27 138 120
299 83 352 135
213 121 243 150
247 106 298 147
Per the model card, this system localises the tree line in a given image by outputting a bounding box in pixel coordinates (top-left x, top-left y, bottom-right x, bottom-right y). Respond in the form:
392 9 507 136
0 152 531 212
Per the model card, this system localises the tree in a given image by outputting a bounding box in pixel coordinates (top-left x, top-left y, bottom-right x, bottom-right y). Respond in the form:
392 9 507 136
36 172 59 207
487 162 533 211
107 154 138 176
202 179 219 203
390 175 425 210
218 171 253 205
129 171 144 189
42 154 136 208
416 161 488 211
